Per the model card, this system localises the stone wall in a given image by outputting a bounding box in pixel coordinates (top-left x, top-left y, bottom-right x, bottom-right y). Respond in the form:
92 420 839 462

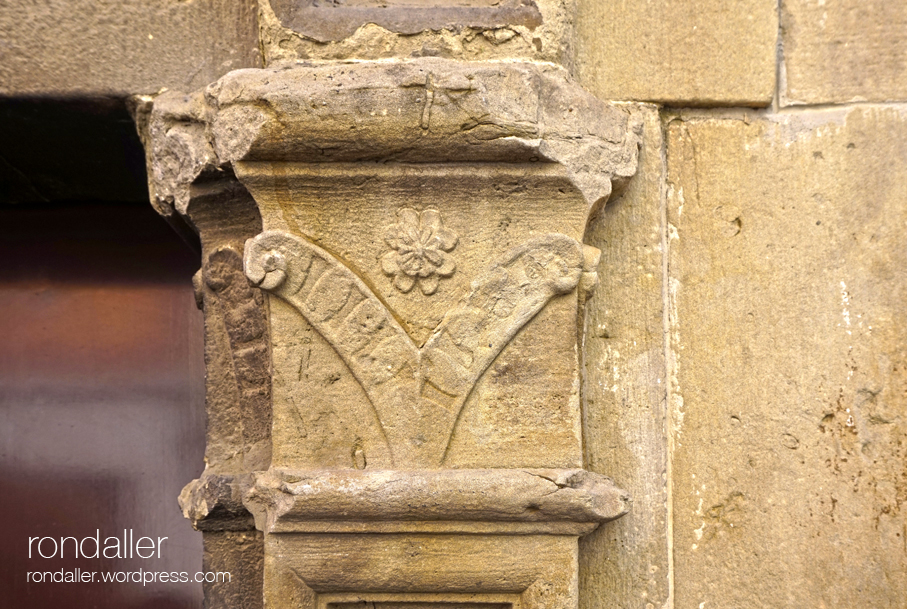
0 0 261 96
3 1 904 607
575 1 907 607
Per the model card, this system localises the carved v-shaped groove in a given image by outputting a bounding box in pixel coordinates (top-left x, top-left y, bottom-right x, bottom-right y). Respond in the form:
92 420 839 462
245 230 584 468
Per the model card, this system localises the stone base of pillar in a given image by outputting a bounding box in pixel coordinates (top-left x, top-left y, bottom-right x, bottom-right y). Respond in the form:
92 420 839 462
266 533 578 609
242 469 627 609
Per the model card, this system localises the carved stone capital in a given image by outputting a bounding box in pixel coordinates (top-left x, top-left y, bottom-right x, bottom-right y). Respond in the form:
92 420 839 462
140 57 641 609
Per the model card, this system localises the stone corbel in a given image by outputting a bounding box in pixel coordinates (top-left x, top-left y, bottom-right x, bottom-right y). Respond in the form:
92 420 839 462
139 57 641 609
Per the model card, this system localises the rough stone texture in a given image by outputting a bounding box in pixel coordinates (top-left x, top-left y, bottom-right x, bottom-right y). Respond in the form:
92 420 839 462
257 0 578 70
8 1 907 607
579 105 670 609
781 0 907 104
180 473 257 533
161 178 271 607
666 107 907 608
180 178 272 476
575 0 778 106
269 0 543 42
140 57 642 477
203 530 264 609
0 0 261 97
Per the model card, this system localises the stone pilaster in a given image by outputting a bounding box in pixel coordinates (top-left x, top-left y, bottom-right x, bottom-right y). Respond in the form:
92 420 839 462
138 56 640 608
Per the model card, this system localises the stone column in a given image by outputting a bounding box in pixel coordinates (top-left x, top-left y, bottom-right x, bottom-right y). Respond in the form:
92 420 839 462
137 33 640 609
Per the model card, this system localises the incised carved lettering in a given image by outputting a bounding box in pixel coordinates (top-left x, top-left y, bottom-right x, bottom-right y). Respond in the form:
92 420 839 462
245 229 588 467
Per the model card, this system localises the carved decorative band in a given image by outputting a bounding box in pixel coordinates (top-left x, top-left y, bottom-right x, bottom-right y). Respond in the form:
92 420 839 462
244 229 586 468
243 468 630 533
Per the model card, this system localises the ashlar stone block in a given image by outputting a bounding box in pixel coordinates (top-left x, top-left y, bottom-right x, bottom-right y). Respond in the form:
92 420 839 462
576 0 778 106
579 104 669 609
782 0 907 104
666 106 907 608
0 0 260 96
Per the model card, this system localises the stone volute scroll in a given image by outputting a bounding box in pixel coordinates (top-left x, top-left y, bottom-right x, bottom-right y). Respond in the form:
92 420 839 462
139 57 641 609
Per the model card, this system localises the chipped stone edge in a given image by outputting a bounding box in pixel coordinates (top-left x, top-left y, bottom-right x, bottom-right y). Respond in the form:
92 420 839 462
178 472 258 532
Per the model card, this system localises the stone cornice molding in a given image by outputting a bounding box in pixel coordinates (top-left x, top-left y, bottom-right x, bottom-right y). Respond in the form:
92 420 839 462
141 58 641 217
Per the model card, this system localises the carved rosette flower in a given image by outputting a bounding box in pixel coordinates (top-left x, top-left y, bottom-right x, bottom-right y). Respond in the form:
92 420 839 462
381 208 458 295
